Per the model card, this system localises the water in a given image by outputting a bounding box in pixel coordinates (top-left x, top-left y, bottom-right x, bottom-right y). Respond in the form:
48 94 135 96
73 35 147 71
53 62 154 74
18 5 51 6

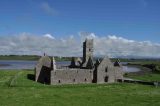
0 60 71 70
0 60 37 69
0 60 141 72
122 66 141 72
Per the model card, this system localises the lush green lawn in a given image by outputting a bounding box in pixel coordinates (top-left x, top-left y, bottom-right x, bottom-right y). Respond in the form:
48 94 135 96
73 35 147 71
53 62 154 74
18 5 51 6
0 70 160 106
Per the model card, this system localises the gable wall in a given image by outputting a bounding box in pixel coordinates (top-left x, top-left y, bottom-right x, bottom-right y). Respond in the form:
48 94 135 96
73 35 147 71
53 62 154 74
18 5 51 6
96 58 117 83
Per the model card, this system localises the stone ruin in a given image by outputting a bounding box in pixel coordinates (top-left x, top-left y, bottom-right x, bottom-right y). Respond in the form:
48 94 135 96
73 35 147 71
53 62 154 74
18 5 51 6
35 39 124 85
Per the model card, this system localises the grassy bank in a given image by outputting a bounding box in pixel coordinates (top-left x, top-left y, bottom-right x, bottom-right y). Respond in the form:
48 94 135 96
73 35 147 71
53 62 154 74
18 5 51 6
127 60 160 73
125 72 160 82
125 61 160 81
0 55 71 61
0 70 160 106
0 55 41 61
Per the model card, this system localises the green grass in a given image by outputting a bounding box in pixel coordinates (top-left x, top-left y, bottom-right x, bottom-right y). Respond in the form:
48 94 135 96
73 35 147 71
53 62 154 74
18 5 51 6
125 72 160 82
128 61 160 65
0 70 160 106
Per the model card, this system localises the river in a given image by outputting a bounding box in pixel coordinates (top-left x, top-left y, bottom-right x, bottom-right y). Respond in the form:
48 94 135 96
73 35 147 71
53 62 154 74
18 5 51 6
0 60 141 72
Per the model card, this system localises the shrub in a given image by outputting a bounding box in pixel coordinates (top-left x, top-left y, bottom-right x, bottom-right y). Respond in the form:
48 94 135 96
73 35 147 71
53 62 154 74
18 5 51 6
153 65 160 73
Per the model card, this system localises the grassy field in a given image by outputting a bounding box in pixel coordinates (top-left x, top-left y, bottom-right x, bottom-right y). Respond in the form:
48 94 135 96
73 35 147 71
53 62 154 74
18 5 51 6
0 70 160 106
0 55 71 61
124 70 160 81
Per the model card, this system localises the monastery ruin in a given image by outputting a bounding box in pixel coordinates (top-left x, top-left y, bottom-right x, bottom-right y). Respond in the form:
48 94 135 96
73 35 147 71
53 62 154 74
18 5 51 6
35 39 124 85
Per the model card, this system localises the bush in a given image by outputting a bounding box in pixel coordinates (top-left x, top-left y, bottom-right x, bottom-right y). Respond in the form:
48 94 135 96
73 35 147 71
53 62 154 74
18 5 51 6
153 65 160 73
142 64 160 73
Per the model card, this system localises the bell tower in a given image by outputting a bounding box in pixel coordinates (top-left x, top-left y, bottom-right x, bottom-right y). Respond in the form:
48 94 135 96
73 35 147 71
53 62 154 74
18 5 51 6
81 39 94 68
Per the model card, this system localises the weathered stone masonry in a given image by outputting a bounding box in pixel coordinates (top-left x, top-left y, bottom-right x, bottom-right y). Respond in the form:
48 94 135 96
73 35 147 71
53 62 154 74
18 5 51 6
35 39 124 85
51 69 93 84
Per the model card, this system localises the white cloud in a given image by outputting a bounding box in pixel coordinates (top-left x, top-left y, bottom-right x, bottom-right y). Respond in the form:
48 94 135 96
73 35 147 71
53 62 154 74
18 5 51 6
0 32 160 58
40 2 57 15
43 33 55 39
108 35 134 43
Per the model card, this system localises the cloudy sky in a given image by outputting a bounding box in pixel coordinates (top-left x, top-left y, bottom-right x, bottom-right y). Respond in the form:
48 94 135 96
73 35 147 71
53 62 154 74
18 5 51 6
0 0 160 58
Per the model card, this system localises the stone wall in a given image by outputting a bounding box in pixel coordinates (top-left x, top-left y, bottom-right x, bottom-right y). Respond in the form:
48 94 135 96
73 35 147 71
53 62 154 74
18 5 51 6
51 68 93 84
114 67 124 80
114 60 124 80
96 57 123 83
35 56 52 83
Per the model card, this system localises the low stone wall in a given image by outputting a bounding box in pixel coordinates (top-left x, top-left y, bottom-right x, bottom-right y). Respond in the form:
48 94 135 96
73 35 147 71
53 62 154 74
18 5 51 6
51 68 93 85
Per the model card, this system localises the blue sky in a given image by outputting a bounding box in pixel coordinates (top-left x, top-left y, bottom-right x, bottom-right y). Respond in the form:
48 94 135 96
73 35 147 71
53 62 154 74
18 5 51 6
0 0 160 42
0 0 160 57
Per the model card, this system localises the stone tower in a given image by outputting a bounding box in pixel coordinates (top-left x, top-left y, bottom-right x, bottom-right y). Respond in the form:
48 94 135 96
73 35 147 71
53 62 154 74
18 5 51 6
81 39 94 68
